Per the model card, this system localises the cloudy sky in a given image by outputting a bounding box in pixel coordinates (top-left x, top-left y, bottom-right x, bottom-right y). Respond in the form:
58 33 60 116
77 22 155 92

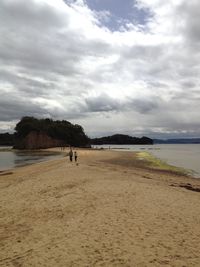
0 0 200 138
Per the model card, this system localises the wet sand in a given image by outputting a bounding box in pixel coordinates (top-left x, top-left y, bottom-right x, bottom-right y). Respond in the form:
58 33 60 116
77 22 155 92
0 149 200 266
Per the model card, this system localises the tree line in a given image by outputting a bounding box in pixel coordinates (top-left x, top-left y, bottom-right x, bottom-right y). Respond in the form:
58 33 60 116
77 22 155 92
0 117 153 148
0 133 14 146
91 134 153 145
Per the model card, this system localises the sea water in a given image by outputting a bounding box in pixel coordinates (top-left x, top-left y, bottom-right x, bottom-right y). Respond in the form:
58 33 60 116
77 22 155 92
0 147 63 171
93 144 200 178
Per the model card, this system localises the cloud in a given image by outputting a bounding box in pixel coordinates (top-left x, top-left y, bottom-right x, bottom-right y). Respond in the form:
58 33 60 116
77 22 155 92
84 93 159 115
0 0 200 137
85 93 121 112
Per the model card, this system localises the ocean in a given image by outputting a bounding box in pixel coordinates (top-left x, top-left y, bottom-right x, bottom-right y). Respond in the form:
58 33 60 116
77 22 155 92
0 147 64 171
93 144 200 178
1 144 200 177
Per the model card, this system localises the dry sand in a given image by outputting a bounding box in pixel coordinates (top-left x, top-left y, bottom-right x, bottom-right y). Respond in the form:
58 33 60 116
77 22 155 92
0 149 200 267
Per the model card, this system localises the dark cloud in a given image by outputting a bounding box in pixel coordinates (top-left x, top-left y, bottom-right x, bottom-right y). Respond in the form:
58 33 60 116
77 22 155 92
84 93 159 114
128 98 158 114
0 93 48 121
85 94 121 112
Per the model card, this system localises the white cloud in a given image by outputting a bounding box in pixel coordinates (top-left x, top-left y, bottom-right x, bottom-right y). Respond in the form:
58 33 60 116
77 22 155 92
0 0 200 137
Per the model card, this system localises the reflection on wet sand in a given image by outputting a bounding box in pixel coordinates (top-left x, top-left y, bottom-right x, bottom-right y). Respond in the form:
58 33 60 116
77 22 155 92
0 149 64 171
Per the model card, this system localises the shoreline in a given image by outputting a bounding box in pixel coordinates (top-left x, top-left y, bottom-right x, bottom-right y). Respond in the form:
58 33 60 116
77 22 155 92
95 143 200 178
1 149 200 266
0 148 66 174
0 146 199 179
0 147 198 184
0 148 199 188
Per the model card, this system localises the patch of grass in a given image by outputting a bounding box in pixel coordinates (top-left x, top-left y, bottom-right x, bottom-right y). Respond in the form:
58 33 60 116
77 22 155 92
136 151 189 175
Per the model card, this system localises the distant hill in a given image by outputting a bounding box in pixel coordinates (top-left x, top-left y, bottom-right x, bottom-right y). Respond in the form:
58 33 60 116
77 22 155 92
91 134 153 145
0 133 14 146
154 138 200 144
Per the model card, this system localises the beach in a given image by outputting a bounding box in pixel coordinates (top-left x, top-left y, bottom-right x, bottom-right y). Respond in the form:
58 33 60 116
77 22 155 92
0 149 200 266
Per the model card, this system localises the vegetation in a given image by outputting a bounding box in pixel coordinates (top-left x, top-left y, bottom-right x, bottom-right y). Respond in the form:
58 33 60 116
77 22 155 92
1 118 153 148
0 133 14 146
136 151 189 175
15 117 89 147
91 134 153 145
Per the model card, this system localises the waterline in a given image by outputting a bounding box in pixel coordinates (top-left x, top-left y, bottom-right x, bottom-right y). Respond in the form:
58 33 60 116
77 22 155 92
0 148 63 171
93 144 200 178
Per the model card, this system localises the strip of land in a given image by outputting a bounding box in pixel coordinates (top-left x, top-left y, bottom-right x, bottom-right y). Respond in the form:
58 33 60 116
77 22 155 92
0 149 200 266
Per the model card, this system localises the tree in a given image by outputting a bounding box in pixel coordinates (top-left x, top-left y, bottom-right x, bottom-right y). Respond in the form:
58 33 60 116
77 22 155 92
14 117 89 147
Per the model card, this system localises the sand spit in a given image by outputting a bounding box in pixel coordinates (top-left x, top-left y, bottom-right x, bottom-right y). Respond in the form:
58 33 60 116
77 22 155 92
0 149 200 267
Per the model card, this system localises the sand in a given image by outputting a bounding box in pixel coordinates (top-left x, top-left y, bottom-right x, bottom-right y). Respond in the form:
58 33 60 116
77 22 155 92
0 149 200 267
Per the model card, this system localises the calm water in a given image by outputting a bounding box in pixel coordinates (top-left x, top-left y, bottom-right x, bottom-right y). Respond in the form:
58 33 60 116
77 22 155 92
0 147 64 171
93 144 200 178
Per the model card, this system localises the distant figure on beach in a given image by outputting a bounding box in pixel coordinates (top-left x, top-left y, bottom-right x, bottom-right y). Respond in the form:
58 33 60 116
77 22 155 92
69 148 73 162
74 151 78 162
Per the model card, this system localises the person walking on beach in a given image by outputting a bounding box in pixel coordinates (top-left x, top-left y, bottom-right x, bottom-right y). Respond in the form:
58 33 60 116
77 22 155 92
74 151 78 162
69 148 73 162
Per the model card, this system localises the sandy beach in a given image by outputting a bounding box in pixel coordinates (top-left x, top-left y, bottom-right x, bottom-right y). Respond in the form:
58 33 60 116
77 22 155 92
0 149 200 267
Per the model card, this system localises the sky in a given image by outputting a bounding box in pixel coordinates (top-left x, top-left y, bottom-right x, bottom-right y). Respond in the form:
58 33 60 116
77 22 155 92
0 0 200 138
